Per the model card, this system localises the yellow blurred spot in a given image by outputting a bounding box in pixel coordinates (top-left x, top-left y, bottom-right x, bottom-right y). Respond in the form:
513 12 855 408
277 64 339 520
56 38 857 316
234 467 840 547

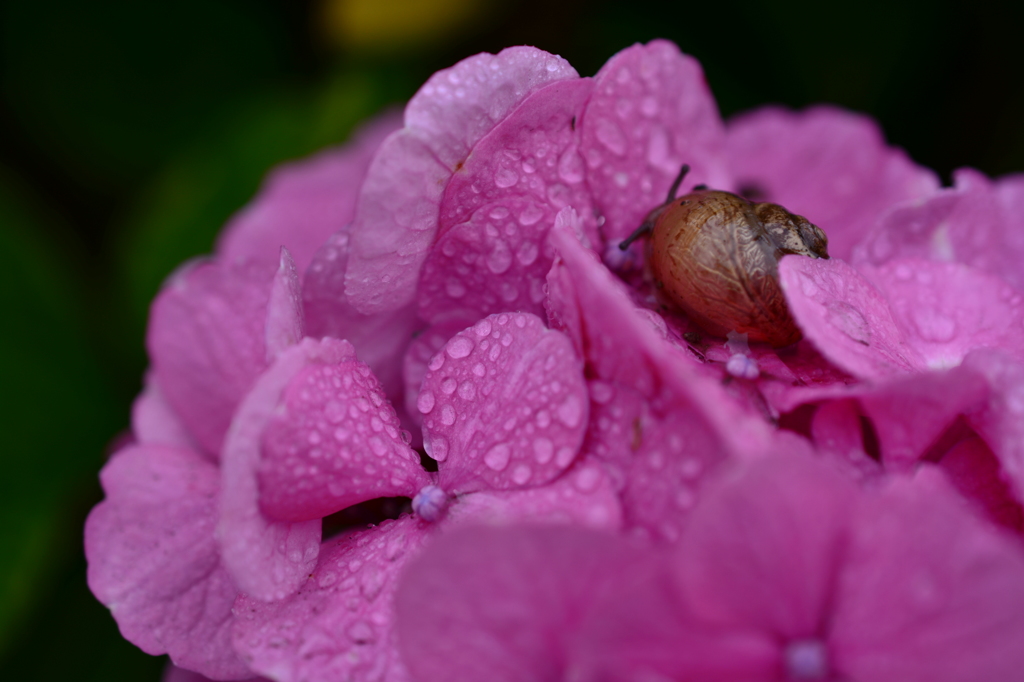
322 0 492 52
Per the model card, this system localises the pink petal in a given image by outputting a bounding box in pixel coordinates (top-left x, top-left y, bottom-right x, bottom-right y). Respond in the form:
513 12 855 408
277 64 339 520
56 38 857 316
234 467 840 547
132 374 199 451
963 350 1024 504
417 79 595 324
401 316 468 428
856 168 1024 292
232 516 428 682
580 40 730 244
547 209 773 540
395 525 644 682
418 313 588 494
671 453 858 638
263 248 304 361
148 261 272 456
809 399 883 481
302 228 424 421
345 48 578 314
869 258 1024 368
574 558 779 682
258 342 428 522
831 469 1024 681
938 436 1024 533
85 444 250 680
447 461 622 531
218 340 357 602
217 111 401 275
725 106 939 260
779 256 923 378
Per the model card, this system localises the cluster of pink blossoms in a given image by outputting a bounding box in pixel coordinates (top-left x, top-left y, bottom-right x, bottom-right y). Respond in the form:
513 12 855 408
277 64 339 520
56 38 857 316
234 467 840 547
86 40 1024 682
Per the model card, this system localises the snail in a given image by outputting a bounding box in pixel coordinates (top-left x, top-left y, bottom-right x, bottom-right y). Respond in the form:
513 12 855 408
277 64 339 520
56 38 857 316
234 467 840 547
620 165 829 347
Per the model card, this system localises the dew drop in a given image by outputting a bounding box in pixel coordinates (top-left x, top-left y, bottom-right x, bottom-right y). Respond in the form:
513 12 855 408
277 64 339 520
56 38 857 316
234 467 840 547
556 395 583 427
457 381 477 400
487 241 513 274
472 363 486 377
494 166 519 188
512 464 532 484
417 390 436 414
425 434 449 462
536 410 551 428
519 204 544 226
475 319 492 336
447 336 474 359
440 404 457 426
557 148 584 183
574 465 601 492
533 437 554 464
589 381 614 404
428 353 445 371
440 377 457 395
484 443 512 471
555 446 575 468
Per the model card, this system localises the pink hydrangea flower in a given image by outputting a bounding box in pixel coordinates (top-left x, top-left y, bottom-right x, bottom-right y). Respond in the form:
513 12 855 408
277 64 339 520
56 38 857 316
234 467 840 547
86 37 1024 682
396 454 1024 682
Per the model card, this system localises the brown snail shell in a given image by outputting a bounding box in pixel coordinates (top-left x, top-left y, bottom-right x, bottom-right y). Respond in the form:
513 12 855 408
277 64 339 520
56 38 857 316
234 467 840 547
646 189 829 347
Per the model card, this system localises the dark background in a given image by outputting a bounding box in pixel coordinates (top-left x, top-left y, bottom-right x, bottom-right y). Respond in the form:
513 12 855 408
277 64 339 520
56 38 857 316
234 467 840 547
1 0 1021 679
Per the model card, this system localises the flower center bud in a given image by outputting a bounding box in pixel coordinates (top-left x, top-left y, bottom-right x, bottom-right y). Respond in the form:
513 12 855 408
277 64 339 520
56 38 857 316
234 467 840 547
784 638 829 681
412 485 449 522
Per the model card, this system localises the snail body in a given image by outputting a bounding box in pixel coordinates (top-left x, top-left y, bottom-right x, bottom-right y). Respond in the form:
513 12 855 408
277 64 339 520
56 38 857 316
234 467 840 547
630 178 828 347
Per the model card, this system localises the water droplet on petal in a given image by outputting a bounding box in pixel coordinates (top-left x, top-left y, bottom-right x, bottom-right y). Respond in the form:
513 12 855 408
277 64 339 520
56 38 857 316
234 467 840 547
417 390 436 414
484 443 511 471
911 308 957 343
487 241 513 274
475 319 492 336
494 166 519 188
556 395 583 427
555 446 575 468
512 464 532 484
533 437 554 464
447 336 474 359
347 621 375 644
440 404 457 426
458 381 477 400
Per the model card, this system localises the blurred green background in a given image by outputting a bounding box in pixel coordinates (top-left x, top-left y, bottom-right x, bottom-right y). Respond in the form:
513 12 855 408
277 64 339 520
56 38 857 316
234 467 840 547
1 0 1021 679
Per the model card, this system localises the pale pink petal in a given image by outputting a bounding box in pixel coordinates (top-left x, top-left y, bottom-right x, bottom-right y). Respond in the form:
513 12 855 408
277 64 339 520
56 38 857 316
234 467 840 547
217 111 402 275
85 445 250 680
866 258 1024 369
831 469 1024 681
779 256 922 378
302 228 424 422
132 374 199 451
263 248 304 361
447 462 622 531
672 454 858 638
233 516 429 682
418 313 588 494
580 40 730 244
218 340 357 602
148 261 272 456
418 79 595 324
856 168 1024 291
395 525 644 682
726 106 939 260
346 48 578 314
258 343 428 522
